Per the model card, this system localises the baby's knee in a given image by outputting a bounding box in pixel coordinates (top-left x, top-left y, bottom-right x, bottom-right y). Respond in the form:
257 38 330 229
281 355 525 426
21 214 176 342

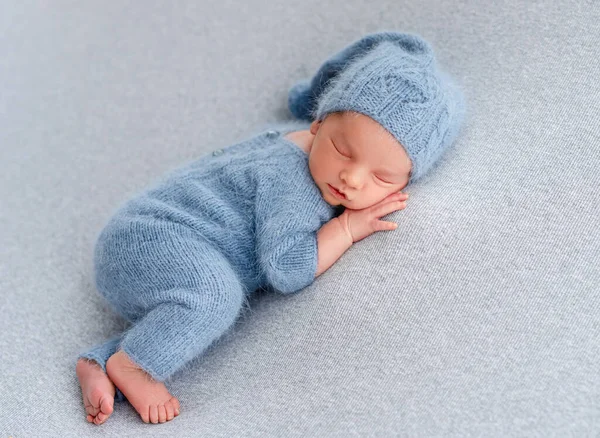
178 280 247 316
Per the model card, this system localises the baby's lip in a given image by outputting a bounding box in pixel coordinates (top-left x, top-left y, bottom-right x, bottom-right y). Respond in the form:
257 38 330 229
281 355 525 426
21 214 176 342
328 184 348 199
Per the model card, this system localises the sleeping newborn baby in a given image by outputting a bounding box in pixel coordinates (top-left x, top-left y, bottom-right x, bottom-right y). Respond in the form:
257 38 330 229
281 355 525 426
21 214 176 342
75 31 465 425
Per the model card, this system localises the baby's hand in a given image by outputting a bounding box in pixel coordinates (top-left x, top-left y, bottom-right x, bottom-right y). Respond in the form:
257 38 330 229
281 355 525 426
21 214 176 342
338 191 409 243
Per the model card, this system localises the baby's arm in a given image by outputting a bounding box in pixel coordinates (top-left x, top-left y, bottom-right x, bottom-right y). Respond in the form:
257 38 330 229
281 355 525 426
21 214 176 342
316 191 408 277
315 217 353 277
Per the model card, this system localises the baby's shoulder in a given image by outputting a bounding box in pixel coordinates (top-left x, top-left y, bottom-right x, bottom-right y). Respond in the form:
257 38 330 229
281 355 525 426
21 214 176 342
282 130 311 154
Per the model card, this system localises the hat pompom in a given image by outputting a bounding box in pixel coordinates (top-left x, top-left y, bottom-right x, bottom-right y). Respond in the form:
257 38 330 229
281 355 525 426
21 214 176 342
288 79 314 121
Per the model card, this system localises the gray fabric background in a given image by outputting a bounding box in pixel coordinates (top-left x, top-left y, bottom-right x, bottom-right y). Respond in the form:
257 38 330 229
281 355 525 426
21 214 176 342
1 1 599 436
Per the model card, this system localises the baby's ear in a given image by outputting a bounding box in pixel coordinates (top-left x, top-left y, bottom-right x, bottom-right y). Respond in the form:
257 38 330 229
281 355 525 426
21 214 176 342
310 119 321 134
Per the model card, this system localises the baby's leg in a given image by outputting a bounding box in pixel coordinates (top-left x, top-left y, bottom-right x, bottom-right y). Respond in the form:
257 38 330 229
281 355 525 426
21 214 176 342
106 284 246 424
75 336 123 425
89 221 249 424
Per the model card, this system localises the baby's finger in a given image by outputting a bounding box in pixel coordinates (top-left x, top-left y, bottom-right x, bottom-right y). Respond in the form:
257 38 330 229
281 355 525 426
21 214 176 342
376 220 398 231
378 193 408 207
374 200 407 218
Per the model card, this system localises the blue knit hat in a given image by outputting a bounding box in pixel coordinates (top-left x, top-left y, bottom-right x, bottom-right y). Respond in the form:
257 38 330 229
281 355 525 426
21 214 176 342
288 31 466 184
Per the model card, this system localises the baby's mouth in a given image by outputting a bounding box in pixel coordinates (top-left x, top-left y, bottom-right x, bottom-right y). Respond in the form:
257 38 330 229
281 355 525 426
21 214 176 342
328 184 347 200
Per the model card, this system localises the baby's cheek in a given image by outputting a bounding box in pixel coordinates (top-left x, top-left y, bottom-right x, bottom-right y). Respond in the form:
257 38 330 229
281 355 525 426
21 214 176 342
312 160 329 181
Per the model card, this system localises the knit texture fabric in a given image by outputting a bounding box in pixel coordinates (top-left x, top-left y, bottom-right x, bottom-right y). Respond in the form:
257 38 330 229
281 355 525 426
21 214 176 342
288 31 466 184
77 127 337 386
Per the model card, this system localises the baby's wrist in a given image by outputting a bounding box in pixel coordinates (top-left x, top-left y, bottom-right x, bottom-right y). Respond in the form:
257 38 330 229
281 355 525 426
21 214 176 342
335 215 354 245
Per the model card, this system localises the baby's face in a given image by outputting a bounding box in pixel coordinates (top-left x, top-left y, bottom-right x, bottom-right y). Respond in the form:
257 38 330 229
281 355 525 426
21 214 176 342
307 111 412 210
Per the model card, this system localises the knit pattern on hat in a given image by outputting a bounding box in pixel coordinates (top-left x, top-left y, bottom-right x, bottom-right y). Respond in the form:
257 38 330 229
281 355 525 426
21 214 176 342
288 31 466 184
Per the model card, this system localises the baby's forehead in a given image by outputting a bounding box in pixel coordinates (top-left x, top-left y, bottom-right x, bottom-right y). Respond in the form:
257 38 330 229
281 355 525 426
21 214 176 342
341 121 402 151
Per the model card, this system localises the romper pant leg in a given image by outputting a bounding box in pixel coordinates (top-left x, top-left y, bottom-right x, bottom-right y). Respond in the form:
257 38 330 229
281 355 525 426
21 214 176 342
85 218 248 383
117 281 246 382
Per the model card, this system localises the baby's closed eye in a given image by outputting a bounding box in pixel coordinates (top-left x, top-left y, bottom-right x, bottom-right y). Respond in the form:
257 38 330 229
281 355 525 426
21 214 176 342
375 175 392 184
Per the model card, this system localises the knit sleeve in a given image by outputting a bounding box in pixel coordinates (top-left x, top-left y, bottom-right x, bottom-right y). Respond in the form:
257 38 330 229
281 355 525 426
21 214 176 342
254 166 335 295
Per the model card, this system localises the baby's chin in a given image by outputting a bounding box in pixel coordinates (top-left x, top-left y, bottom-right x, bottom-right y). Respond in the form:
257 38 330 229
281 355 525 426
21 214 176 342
322 196 345 207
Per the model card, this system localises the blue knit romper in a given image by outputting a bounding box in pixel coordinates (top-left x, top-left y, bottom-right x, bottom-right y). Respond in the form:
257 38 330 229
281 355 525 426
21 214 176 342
76 124 340 401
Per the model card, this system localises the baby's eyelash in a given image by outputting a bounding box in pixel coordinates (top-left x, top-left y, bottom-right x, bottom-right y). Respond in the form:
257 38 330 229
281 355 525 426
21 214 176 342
332 142 348 157
376 176 392 184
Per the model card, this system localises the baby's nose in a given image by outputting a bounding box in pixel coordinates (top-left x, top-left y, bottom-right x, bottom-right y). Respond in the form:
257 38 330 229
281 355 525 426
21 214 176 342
342 170 367 189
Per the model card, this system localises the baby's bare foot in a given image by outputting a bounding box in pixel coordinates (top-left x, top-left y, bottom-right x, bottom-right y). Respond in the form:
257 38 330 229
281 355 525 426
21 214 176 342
76 358 116 425
106 350 180 424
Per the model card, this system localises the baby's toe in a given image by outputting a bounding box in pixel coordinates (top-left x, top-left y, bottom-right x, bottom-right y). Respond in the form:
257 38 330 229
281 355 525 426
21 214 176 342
171 397 181 416
140 407 150 424
85 404 99 417
165 400 175 421
149 405 159 424
99 396 114 416
158 405 167 423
